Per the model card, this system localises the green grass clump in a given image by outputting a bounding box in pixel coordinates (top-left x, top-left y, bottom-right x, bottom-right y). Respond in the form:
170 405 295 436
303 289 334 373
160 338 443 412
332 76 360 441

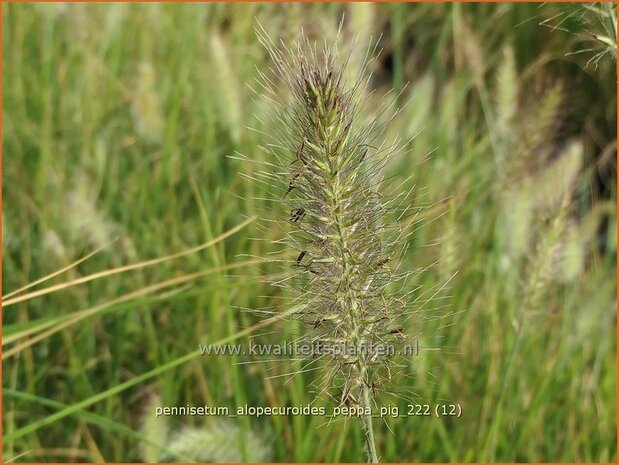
2 3 616 462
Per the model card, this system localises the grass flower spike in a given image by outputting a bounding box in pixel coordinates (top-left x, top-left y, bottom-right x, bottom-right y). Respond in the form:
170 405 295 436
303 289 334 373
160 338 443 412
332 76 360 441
255 26 415 462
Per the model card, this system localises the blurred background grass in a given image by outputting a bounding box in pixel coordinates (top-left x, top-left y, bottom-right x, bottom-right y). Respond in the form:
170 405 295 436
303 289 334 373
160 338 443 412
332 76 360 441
2 2 617 462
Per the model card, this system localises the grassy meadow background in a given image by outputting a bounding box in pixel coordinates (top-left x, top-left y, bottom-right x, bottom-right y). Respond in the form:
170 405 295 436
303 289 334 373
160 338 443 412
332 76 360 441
2 2 617 462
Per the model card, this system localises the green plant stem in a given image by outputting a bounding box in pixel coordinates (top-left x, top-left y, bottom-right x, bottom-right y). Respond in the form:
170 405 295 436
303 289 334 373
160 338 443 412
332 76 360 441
360 371 379 463
484 318 526 460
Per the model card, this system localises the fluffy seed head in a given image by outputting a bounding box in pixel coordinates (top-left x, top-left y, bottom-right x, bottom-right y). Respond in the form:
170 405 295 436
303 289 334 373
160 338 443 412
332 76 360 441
253 25 416 405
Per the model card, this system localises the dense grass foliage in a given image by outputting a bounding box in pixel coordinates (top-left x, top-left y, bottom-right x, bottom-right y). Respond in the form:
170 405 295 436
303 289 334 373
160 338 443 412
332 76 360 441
2 3 616 462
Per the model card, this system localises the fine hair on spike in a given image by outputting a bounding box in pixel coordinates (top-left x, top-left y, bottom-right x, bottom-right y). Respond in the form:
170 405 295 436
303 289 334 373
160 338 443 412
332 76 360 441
249 21 429 463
